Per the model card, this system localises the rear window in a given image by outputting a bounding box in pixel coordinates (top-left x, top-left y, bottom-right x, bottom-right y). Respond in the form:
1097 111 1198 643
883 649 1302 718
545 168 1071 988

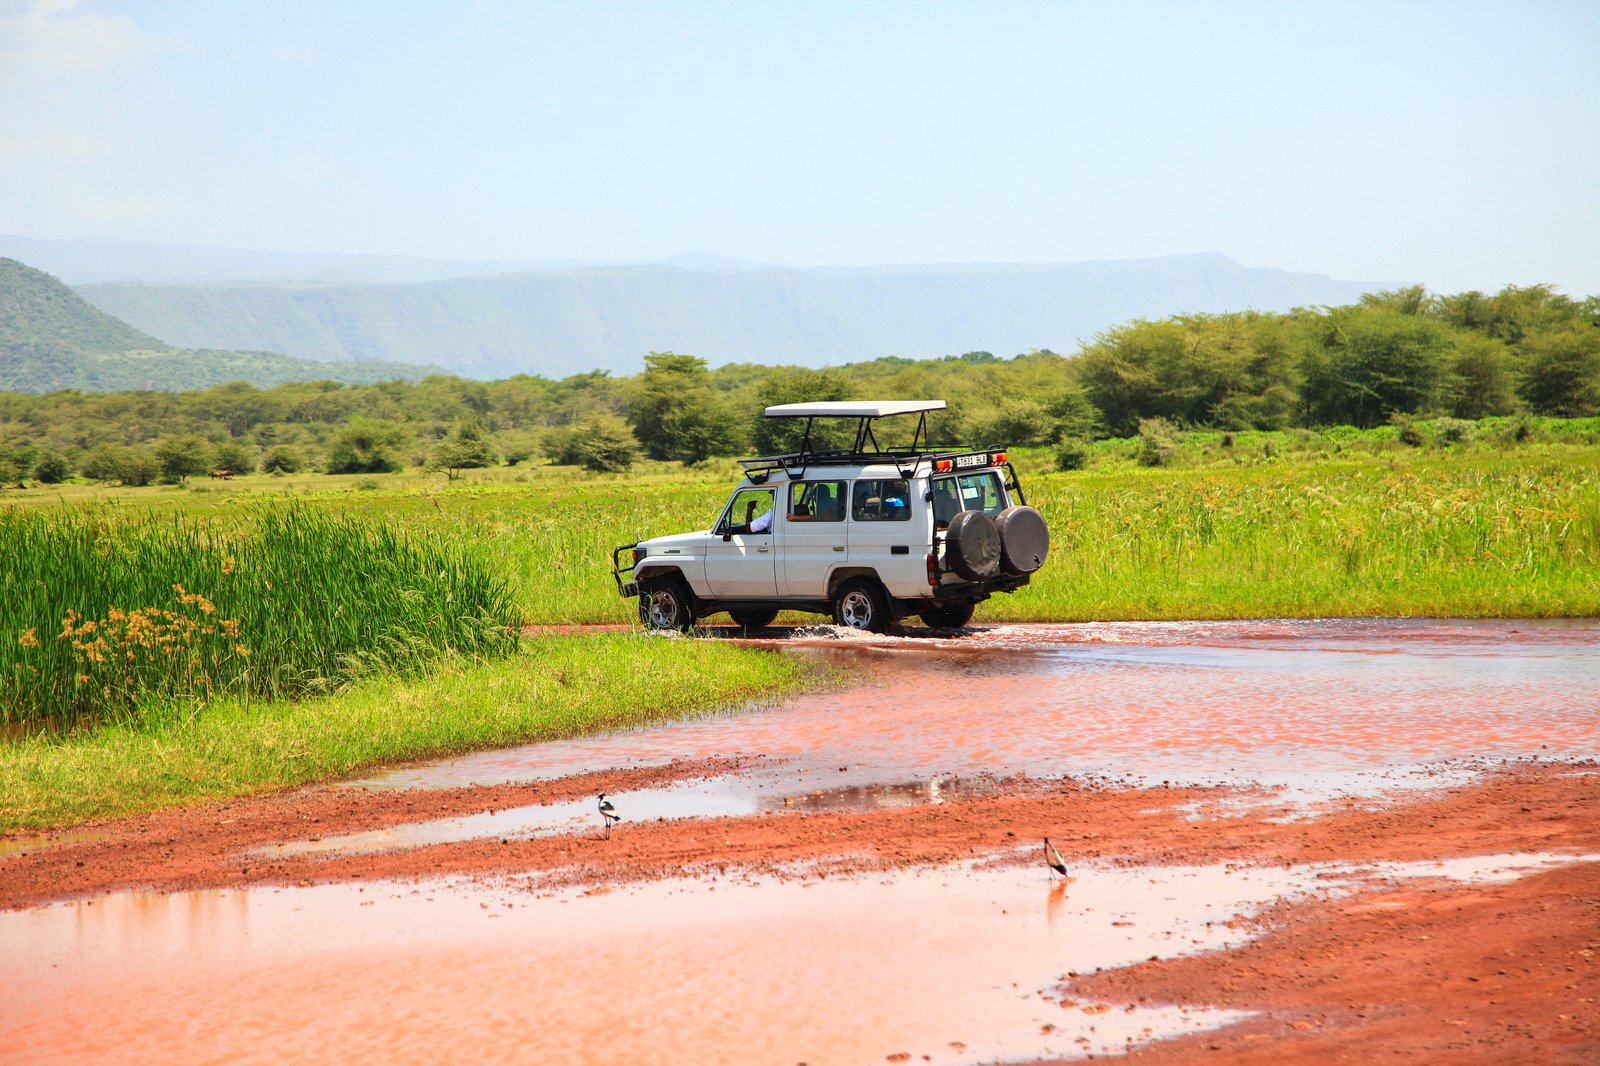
932 471 1005 526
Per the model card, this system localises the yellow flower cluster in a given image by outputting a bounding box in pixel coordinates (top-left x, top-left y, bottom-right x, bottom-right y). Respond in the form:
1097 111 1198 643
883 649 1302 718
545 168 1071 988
52 589 249 686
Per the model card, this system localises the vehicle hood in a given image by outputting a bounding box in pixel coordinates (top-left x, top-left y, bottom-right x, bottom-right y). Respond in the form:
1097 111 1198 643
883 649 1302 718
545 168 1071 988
638 530 711 555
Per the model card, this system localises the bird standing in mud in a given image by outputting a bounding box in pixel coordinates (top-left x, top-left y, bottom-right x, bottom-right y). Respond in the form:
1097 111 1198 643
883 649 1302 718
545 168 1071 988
1043 837 1068 879
598 793 622 836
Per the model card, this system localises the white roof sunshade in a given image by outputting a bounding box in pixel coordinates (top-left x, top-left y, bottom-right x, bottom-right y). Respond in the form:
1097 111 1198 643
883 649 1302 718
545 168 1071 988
762 400 947 418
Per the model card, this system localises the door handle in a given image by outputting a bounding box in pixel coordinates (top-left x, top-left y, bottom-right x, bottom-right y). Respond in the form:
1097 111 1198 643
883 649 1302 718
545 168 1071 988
756 546 770 553
832 545 845 552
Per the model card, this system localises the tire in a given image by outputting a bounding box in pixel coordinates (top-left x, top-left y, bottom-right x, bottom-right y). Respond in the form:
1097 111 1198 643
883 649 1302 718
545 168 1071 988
919 602 975 629
831 578 890 633
639 576 695 632
944 510 1001 581
728 608 778 629
994 505 1050 575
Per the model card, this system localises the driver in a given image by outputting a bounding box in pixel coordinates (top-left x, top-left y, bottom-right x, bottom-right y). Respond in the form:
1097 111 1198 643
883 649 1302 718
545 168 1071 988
734 497 774 534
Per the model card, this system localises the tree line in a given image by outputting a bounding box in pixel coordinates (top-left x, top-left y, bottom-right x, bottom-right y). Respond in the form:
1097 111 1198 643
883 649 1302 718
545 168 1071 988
1 283 1595 483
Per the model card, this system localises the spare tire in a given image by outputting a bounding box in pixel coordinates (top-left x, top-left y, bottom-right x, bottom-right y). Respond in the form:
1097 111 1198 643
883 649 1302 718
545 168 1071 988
945 510 1001 581
995 505 1050 575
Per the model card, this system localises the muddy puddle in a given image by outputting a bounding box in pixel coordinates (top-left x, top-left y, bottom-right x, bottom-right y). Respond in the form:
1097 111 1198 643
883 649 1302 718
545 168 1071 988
344 619 1599 852
5 849 1591 1066
8 619 1598 1064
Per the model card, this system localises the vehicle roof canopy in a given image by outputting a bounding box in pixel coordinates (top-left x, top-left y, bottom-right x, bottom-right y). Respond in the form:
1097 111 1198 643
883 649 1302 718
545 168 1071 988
762 400 947 419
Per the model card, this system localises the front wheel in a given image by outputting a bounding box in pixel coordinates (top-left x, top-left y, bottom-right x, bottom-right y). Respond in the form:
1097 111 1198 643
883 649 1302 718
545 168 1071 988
640 577 695 632
918 602 975 629
832 579 890 633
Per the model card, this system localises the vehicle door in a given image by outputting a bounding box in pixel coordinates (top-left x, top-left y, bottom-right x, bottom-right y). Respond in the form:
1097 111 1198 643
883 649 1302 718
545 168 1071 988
779 479 848 595
846 476 922 594
703 487 779 598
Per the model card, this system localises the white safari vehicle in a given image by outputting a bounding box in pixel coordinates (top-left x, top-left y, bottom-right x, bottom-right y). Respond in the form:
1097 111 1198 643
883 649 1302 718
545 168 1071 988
612 400 1049 632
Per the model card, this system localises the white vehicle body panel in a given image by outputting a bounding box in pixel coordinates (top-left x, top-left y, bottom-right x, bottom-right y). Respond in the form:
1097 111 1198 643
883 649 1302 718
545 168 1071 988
777 478 848 596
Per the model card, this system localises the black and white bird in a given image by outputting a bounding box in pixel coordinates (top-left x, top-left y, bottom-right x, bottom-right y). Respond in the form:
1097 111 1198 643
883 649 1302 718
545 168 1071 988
597 792 622 835
1043 837 1068 879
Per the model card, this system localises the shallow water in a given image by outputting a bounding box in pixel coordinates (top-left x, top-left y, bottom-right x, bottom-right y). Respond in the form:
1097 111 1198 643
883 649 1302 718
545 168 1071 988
342 619 1600 851
5 850 1588 1066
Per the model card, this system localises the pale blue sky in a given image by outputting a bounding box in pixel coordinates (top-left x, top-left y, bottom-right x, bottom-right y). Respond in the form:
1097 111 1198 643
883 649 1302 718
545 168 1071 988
2 0 1597 293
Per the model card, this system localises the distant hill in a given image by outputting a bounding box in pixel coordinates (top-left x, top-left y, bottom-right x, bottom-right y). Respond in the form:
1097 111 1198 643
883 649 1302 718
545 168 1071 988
0 235 592 286
75 253 1389 379
0 256 162 353
0 257 437 393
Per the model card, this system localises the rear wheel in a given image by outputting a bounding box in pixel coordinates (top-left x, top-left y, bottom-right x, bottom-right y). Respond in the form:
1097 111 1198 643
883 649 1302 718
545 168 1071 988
639 576 695 632
832 578 890 633
918 602 975 629
728 608 778 629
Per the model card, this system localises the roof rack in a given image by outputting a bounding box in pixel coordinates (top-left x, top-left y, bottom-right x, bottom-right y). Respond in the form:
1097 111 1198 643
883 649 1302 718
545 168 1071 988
744 400 954 480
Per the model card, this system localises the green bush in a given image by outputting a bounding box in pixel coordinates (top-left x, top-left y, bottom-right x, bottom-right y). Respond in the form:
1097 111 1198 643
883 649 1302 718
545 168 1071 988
1054 438 1091 471
1136 417 1181 467
80 444 159 486
327 417 411 474
260 445 304 473
32 450 70 484
574 414 641 472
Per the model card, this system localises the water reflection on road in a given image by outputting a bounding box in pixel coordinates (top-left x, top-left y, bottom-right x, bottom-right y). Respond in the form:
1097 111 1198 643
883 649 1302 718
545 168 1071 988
7 849 1590 1066
344 619 1600 848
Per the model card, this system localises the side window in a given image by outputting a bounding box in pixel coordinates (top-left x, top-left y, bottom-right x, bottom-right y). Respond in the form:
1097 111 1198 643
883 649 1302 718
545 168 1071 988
852 478 911 522
788 480 846 522
718 488 776 534
932 478 962 528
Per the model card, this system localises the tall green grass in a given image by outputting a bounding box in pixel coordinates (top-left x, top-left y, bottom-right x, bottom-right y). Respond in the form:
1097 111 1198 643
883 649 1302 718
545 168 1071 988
992 456 1600 619
2 505 520 729
8 425 1598 628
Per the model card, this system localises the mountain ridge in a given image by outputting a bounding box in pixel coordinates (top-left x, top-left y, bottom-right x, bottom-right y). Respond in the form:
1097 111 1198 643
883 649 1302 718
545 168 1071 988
74 253 1390 379
0 257 438 394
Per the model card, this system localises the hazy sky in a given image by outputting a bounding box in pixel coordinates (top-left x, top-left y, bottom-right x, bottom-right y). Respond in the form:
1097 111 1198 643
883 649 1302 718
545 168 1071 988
2 0 1597 293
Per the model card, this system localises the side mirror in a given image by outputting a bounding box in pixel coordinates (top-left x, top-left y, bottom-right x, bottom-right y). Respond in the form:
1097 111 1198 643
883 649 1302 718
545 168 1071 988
722 530 732 542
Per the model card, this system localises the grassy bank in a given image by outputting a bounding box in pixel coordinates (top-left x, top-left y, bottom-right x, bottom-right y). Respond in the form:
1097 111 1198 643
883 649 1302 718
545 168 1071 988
0 634 807 832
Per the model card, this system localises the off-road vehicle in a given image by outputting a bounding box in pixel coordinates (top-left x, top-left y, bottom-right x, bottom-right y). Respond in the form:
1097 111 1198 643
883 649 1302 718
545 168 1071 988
611 400 1049 632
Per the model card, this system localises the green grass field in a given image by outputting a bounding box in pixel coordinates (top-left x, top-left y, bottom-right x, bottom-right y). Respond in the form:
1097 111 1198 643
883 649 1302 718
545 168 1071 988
15 423 1591 622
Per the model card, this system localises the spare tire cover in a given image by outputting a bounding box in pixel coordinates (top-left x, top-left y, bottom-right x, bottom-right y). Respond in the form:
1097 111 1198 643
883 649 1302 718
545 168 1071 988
945 510 1001 581
995 505 1050 574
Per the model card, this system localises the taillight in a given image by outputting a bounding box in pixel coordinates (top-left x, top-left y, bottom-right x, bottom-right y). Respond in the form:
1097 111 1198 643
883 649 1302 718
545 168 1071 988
934 459 953 472
992 451 1008 465
926 552 939 586
632 547 644 564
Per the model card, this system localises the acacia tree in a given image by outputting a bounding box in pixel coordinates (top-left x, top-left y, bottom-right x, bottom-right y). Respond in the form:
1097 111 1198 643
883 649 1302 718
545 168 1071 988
155 435 213 483
327 417 411 474
1518 328 1600 416
627 352 740 462
1298 307 1454 427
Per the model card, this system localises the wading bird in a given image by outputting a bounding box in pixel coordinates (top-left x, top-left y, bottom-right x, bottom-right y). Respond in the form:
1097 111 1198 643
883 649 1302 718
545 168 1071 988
598 793 622 836
1043 837 1068 878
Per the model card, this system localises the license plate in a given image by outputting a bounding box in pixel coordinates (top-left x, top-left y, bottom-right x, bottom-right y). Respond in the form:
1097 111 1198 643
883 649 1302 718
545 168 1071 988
955 453 987 468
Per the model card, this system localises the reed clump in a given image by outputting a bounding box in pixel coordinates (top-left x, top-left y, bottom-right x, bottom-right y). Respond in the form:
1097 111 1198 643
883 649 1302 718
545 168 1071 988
2 505 519 730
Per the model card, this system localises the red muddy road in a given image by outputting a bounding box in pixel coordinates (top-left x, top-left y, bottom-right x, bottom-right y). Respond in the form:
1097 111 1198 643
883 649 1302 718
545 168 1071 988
2 620 1598 1065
